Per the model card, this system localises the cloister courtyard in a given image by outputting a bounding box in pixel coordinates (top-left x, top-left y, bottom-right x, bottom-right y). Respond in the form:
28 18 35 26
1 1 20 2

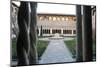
11 1 96 66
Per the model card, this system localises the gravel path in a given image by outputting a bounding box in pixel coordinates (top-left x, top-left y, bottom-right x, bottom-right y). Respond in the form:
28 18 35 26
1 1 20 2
39 39 74 64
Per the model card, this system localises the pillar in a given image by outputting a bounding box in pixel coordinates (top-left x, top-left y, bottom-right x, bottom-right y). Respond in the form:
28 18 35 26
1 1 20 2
50 28 52 34
17 2 38 66
29 2 38 64
76 5 83 62
83 6 93 61
17 2 30 66
72 30 74 35
61 28 63 35
38 28 41 36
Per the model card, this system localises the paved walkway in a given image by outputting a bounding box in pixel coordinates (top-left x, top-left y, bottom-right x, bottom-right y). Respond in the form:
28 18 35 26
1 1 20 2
39 39 75 64
39 37 75 41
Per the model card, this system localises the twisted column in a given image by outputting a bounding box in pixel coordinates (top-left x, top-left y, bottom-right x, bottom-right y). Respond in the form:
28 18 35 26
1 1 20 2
17 2 37 66
29 2 38 65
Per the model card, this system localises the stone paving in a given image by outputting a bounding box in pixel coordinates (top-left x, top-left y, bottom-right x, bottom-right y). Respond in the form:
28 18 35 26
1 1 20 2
38 37 75 41
39 39 75 64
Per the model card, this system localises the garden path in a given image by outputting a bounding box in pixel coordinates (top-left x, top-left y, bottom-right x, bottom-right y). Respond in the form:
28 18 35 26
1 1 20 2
39 39 75 64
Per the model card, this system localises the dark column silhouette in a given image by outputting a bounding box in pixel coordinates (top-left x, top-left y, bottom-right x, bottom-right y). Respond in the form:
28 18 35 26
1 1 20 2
83 6 93 61
76 5 83 62
17 2 30 66
17 2 37 66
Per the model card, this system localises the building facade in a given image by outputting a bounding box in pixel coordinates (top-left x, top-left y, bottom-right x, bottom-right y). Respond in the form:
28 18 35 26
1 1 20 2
12 3 96 37
37 13 77 36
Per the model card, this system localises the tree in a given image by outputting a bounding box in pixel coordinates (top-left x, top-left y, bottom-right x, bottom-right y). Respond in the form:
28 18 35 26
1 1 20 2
40 25 43 37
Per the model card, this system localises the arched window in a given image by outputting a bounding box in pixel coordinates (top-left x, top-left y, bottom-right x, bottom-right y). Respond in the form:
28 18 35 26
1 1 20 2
49 16 52 21
65 17 69 21
62 17 65 21
53 16 56 21
39 16 44 20
57 17 60 21
68 16 73 21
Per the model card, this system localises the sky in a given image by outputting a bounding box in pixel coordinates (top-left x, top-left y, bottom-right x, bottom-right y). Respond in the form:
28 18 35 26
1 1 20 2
12 1 76 15
37 3 76 15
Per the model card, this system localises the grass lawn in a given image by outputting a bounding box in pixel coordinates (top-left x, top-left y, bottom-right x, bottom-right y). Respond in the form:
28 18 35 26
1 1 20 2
64 39 96 59
37 40 49 59
12 39 17 60
12 39 49 60
64 39 76 58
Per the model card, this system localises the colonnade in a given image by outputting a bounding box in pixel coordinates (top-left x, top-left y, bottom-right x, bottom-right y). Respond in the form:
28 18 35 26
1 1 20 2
38 28 76 36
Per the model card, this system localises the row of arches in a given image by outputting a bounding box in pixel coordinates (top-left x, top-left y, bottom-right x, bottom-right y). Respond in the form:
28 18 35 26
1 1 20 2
37 29 76 35
38 15 76 21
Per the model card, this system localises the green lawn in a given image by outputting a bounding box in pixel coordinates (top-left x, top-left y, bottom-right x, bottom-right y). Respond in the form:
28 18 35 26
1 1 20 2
64 39 96 59
64 39 76 58
37 40 49 59
12 39 49 60
12 39 17 60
